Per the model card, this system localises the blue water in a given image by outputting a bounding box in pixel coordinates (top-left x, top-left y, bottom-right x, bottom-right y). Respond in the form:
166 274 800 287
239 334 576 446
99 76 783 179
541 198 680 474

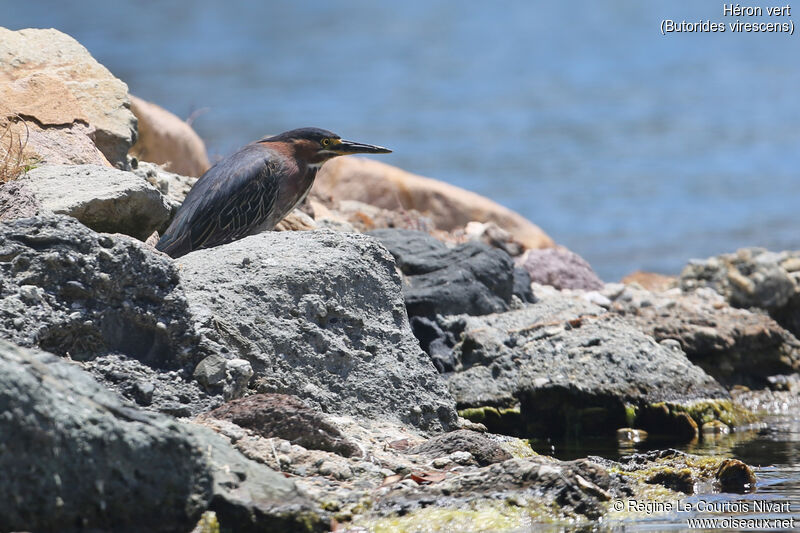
5 1 800 280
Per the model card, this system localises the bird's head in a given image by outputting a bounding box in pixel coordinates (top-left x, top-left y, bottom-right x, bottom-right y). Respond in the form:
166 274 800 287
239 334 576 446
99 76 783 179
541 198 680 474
260 127 391 166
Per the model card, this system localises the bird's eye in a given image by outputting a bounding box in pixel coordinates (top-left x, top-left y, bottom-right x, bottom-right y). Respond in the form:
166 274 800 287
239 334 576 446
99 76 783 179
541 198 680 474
321 138 331 147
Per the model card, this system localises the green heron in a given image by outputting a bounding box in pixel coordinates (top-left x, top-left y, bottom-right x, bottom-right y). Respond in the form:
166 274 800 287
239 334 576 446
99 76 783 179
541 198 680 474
156 127 391 258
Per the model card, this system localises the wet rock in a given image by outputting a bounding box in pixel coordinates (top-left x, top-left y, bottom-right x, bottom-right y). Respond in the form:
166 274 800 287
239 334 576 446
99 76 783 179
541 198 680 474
0 28 136 167
14 164 172 240
679 247 800 337
314 156 554 250
637 404 699 442
129 95 210 177
369 228 533 317
202 394 361 458
437 291 728 438
177 229 457 432
516 246 604 290
0 339 324 533
598 449 756 495
407 429 512 466
609 285 800 387
716 458 757 493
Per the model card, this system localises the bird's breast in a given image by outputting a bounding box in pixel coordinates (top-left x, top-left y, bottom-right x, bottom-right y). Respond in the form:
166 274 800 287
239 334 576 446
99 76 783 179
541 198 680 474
259 164 318 232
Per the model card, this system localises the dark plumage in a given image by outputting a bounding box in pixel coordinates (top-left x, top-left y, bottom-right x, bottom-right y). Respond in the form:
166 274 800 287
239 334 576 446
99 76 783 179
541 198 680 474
156 128 390 258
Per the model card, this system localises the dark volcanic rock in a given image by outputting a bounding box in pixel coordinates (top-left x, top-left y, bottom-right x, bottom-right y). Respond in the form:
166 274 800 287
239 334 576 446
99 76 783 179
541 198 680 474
0 339 324 533
177 229 458 432
203 394 361 458
516 246 604 290
409 316 458 372
369 228 534 317
438 292 727 437
597 449 756 495
373 456 614 521
0 181 41 221
679 247 800 338
407 429 512 466
81 354 223 416
0 214 202 368
608 285 800 387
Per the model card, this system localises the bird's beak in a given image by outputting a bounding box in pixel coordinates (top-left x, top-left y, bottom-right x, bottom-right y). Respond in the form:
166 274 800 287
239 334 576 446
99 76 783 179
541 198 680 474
332 139 392 155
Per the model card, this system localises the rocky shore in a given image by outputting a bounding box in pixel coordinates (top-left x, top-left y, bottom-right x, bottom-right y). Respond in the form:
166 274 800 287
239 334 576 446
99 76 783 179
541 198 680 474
1 27 797 532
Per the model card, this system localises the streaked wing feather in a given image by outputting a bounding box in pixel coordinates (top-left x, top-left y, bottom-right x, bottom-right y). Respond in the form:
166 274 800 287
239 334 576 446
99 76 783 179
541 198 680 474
156 144 279 257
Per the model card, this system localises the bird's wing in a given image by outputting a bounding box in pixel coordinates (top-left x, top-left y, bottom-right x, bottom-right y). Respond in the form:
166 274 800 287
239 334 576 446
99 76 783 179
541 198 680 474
156 144 279 257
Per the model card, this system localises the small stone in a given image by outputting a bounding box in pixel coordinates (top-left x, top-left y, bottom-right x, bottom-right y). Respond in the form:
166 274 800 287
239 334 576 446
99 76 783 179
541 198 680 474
431 457 452 469
716 458 756 493
193 354 227 389
131 381 154 406
701 420 730 435
18 285 41 303
449 451 473 465
616 428 647 443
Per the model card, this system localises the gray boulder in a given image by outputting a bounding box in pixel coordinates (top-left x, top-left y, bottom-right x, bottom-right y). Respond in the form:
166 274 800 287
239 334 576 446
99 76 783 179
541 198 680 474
368 228 534 317
438 292 727 437
132 160 198 208
0 214 224 416
0 215 457 430
608 285 800 387
0 214 201 367
679 247 800 338
0 339 324 533
10 164 172 240
177 229 458 432
516 246 604 290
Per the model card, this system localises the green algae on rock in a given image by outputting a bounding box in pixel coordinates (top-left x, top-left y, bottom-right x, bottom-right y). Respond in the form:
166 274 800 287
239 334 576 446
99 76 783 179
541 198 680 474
637 399 756 442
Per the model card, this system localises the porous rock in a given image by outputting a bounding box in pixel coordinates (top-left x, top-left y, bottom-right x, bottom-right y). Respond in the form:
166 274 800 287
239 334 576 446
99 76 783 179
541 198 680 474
176 229 458 432
407 429 512 466
0 27 137 166
369 228 534 318
516 246 604 290
0 339 324 533
0 214 201 368
371 456 613 521
202 393 361 458
15 164 172 240
679 247 800 338
438 291 727 437
609 285 800 387
0 181 40 221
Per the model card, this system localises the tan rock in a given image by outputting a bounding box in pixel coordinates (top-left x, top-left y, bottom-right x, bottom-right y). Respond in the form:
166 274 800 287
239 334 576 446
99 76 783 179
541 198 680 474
129 96 210 177
274 209 317 232
621 270 676 292
313 157 553 250
0 27 136 166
